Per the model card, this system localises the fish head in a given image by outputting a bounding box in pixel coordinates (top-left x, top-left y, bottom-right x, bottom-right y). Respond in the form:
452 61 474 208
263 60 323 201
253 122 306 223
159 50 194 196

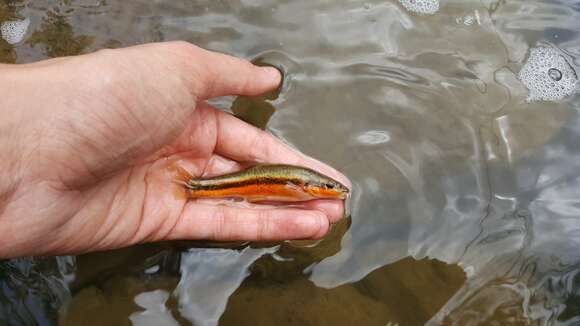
303 177 349 200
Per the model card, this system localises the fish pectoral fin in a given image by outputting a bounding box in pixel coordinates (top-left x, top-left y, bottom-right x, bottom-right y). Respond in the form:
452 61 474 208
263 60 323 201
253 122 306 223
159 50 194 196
169 163 194 186
283 182 303 192
246 195 271 203
284 182 312 200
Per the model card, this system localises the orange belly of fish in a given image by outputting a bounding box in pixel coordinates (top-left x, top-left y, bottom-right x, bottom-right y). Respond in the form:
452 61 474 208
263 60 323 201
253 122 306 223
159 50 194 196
187 183 308 202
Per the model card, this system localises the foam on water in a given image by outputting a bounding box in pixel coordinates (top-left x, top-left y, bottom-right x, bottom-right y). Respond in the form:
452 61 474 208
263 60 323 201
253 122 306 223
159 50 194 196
518 46 578 102
1 18 30 45
397 0 439 15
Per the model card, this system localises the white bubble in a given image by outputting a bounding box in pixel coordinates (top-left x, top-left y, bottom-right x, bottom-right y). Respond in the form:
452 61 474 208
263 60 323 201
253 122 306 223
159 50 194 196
1 18 30 45
462 15 475 26
518 46 578 102
357 130 391 145
456 11 482 26
398 0 439 15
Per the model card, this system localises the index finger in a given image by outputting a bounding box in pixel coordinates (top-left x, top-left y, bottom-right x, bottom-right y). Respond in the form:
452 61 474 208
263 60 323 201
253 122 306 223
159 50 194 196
207 104 351 189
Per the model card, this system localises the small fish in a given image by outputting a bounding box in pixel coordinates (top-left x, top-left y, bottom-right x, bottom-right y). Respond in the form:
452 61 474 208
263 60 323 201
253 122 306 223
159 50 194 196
174 164 349 202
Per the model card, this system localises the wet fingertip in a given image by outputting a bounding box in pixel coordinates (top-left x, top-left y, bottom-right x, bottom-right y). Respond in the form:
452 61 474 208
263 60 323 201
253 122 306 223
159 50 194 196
330 203 347 224
293 212 327 240
259 66 282 87
311 213 330 240
305 200 345 224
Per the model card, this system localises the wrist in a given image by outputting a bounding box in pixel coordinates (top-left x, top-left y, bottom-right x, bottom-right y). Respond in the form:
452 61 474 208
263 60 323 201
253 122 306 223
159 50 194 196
0 137 21 243
0 65 27 215
0 150 20 231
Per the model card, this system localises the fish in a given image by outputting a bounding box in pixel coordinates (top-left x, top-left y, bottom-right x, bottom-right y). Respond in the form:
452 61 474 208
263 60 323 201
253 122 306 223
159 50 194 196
174 164 349 203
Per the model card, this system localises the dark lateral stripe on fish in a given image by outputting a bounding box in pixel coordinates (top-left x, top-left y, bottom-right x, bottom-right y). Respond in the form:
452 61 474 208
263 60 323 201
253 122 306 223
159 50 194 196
186 177 303 191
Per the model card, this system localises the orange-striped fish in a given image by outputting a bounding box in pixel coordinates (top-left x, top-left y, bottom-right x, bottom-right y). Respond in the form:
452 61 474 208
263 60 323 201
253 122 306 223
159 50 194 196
175 164 349 202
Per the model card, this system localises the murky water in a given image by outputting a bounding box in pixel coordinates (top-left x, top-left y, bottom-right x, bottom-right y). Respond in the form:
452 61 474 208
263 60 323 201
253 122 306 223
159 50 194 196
1 0 580 325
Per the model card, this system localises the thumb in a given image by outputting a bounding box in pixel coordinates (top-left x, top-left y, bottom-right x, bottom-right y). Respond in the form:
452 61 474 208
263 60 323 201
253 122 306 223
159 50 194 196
191 46 282 99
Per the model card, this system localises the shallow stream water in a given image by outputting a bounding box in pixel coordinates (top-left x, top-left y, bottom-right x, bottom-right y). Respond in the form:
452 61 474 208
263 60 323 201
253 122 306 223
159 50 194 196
1 0 580 325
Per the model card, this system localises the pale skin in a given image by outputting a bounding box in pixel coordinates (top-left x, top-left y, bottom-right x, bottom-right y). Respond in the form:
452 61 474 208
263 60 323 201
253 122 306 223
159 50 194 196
0 41 350 259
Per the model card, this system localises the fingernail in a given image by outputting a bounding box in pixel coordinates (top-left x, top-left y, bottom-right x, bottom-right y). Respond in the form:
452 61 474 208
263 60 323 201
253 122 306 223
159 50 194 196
260 66 282 85
301 213 328 239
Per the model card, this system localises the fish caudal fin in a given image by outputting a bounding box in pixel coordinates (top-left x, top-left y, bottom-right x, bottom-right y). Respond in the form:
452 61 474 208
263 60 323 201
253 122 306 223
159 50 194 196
167 163 194 200
171 164 194 186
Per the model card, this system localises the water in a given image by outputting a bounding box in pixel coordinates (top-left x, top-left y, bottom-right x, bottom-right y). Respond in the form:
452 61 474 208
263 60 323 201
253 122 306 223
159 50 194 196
1 0 580 325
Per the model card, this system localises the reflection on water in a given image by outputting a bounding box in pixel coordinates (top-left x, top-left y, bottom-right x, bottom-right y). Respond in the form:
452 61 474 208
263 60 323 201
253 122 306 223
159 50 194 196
2 0 580 325
0 256 73 325
175 246 277 326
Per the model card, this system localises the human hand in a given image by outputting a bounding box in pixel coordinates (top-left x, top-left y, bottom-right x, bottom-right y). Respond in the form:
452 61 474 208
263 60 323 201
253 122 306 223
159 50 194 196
0 42 350 258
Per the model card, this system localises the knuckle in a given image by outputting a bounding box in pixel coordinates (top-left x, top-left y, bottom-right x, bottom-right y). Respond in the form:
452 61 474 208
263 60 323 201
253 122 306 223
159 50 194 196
240 62 257 93
85 50 124 94
248 132 263 162
94 47 118 58
166 40 198 55
163 41 206 99
256 210 271 241
164 41 200 70
248 130 275 162
211 207 227 240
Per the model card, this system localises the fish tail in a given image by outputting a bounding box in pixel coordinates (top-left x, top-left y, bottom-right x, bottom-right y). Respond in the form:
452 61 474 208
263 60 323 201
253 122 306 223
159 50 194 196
163 162 194 200
171 165 195 188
